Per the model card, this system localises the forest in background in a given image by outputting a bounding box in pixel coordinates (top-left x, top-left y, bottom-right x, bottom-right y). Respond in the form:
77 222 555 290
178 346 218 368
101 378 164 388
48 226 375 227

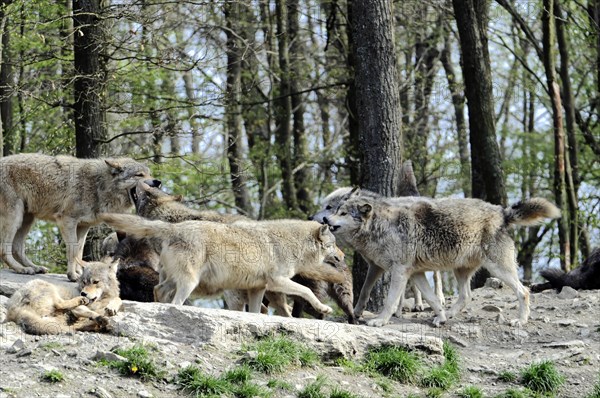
0 0 598 297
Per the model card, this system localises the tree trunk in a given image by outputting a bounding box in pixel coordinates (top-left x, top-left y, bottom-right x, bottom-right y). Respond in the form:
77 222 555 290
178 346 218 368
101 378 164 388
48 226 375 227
288 0 311 215
453 0 507 288
351 0 403 311
344 0 360 186
73 0 106 158
224 1 253 217
274 0 298 212
0 0 12 157
555 1 580 266
542 0 571 271
440 32 470 197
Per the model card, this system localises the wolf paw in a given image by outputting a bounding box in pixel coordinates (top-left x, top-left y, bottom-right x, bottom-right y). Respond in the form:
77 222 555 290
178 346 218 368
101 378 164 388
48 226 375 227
67 271 82 282
318 304 333 315
412 303 425 312
17 267 36 275
366 317 389 327
105 306 119 317
94 316 110 329
34 265 48 274
432 315 447 327
78 297 90 306
508 319 526 328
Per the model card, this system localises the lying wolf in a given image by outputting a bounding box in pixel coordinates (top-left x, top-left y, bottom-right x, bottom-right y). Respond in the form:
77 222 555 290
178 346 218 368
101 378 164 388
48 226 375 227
325 190 561 327
100 213 345 314
311 186 445 313
6 259 122 334
532 248 600 292
0 153 158 281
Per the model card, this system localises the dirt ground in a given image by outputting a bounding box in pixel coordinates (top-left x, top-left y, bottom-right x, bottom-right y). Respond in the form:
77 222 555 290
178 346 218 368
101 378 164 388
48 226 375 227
0 281 598 398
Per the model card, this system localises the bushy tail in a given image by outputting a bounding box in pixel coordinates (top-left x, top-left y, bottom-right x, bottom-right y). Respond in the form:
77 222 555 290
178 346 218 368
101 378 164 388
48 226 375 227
297 264 347 284
7 309 70 335
540 268 567 290
98 213 171 239
504 198 561 226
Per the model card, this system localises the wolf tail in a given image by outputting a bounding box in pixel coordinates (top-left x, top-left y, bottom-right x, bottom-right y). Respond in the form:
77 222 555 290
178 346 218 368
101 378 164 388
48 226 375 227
8 309 70 335
504 198 561 226
99 213 171 239
539 268 567 290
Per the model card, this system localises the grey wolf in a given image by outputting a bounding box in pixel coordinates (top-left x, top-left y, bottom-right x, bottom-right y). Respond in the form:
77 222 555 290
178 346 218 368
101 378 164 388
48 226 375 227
325 191 561 327
5 259 122 334
123 182 352 318
99 213 345 315
0 153 159 281
532 248 600 292
309 187 445 317
101 232 160 302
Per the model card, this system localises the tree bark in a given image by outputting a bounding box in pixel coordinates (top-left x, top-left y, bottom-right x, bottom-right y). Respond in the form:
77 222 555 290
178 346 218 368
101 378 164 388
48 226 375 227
453 0 507 288
73 0 106 158
288 0 311 215
0 0 12 157
555 1 580 266
224 1 254 217
542 0 571 271
274 0 298 212
351 0 403 311
440 32 470 197
344 0 361 186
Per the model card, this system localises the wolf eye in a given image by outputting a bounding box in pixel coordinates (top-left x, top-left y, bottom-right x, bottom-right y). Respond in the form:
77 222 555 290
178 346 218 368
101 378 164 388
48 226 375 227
93 280 99 285
340 212 347 216
135 173 145 177
325 205 332 210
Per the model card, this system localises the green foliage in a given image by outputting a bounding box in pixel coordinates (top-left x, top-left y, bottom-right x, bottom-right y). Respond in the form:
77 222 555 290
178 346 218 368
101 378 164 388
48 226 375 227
298 375 328 398
176 366 231 397
364 345 421 383
494 388 532 398
241 335 319 374
458 386 484 398
520 361 564 395
266 379 294 391
425 387 444 398
587 374 600 398
41 369 64 383
329 387 362 398
222 365 252 385
176 365 270 398
99 344 165 381
420 342 460 390
499 371 518 383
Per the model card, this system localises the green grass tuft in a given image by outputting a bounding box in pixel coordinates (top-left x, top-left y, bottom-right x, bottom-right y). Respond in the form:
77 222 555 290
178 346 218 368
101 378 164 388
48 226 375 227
458 385 484 398
425 387 444 398
232 381 271 398
241 335 319 374
586 374 600 398
494 388 530 398
176 366 231 397
499 370 518 383
420 342 460 390
365 345 421 383
520 361 564 395
98 344 165 381
329 387 362 398
41 370 64 383
223 365 252 384
266 379 294 391
298 375 328 398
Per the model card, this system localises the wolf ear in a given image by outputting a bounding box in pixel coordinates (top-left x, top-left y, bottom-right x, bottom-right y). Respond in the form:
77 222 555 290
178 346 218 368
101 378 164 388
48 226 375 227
110 259 120 273
358 203 372 217
174 194 184 202
116 231 127 242
317 224 332 240
105 159 124 175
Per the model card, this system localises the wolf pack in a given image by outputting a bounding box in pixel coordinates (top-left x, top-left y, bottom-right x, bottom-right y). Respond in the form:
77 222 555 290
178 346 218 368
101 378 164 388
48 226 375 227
1 152 583 335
